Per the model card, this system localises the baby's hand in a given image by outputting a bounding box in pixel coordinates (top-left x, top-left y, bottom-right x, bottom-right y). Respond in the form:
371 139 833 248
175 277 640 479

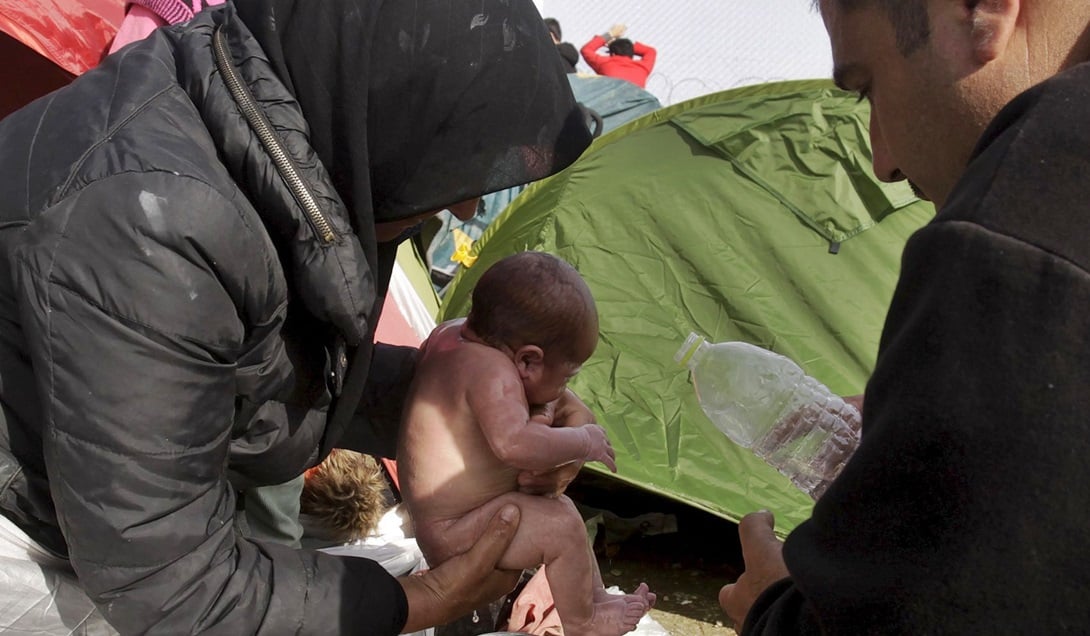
582 424 617 473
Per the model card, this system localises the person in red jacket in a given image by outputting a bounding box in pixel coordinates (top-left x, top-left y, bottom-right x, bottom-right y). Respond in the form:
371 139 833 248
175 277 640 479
580 23 656 89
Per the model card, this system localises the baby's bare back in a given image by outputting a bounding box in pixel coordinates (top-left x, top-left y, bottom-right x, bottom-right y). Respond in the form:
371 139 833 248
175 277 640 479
397 321 523 524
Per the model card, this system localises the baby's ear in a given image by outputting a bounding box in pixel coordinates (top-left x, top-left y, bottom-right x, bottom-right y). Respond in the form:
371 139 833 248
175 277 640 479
513 345 545 379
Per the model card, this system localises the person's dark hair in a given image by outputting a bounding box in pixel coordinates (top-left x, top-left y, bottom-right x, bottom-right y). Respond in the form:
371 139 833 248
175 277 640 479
608 38 635 57
544 17 562 41
467 252 597 360
820 0 929 55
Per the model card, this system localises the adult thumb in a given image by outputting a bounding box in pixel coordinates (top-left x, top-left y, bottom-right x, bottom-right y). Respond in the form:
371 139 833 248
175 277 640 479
738 510 776 548
467 504 521 568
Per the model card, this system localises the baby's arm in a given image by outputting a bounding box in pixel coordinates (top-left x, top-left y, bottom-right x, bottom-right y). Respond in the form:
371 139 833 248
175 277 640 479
517 390 594 497
528 401 555 427
469 375 616 473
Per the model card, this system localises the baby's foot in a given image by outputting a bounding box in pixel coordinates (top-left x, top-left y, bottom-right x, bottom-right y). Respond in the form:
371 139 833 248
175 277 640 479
576 588 650 636
593 581 656 606
632 581 656 609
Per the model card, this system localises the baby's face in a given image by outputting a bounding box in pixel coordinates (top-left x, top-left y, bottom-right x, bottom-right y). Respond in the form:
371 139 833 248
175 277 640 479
524 325 597 405
524 356 584 406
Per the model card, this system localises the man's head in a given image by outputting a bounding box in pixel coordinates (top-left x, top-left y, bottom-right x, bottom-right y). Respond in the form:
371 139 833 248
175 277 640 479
822 0 930 55
608 38 635 58
819 0 1090 207
467 252 598 404
544 17 562 43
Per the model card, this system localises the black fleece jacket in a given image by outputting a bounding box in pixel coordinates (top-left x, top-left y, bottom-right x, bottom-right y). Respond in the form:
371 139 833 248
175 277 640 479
744 62 1090 634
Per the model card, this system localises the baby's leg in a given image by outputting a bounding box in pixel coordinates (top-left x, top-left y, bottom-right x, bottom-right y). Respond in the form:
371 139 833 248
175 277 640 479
413 491 570 569
417 493 651 636
417 492 591 570
418 495 645 632
484 495 650 636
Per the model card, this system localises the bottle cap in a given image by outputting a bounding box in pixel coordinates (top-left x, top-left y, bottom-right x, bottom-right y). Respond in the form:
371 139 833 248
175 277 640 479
674 332 705 367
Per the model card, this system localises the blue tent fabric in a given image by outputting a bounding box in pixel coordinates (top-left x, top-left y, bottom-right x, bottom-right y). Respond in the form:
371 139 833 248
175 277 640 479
568 74 663 133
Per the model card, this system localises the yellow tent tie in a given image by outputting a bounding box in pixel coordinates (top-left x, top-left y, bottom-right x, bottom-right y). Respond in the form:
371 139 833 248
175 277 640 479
451 228 478 267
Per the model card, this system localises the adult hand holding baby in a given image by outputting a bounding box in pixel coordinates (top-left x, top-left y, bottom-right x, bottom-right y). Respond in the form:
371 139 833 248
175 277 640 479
399 505 523 633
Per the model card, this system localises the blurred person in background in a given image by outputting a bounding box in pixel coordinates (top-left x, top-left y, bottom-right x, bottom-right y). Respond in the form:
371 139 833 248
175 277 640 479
545 17 580 73
580 23 657 88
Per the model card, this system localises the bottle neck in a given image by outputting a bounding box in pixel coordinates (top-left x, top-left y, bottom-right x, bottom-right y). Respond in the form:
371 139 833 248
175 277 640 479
675 332 708 369
687 341 707 368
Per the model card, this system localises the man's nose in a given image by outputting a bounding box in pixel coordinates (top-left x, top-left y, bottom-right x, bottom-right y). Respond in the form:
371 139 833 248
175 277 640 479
448 197 481 221
869 107 901 183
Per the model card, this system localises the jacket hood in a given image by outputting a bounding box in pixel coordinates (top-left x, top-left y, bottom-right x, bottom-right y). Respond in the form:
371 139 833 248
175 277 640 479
234 0 593 232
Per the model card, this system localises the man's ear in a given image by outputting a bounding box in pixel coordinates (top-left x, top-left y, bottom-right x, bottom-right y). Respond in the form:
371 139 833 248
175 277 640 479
969 0 1020 63
514 345 545 380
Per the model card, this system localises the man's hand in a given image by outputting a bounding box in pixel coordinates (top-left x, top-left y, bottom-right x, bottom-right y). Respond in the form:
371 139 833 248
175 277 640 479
398 505 522 633
607 23 627 39
718 511 789 630
844 394 864 435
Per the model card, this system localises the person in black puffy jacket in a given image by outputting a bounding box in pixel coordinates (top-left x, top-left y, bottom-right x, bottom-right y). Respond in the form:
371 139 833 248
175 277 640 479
0 0 592 633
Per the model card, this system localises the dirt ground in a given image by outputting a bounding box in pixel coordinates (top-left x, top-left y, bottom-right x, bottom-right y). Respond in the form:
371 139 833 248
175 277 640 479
569 472 746 636
597 542 739 636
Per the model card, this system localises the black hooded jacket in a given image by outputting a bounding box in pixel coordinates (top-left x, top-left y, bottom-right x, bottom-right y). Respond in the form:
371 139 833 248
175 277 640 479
0 1 590 633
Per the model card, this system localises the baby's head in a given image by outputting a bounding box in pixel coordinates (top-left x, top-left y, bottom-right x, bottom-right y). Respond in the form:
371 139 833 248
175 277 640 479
466 252 598 404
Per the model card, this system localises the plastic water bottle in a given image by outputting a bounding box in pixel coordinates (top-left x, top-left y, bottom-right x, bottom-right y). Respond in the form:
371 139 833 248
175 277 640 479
675 332 860 500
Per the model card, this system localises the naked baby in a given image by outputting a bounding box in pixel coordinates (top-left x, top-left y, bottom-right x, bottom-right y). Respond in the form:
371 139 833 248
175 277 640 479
398 251 654 636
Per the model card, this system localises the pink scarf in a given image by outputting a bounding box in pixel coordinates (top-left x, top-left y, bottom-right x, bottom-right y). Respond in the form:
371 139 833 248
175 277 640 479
108 0 225 54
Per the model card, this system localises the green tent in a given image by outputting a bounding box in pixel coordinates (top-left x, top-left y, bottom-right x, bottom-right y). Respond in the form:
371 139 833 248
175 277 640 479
438 79 935 534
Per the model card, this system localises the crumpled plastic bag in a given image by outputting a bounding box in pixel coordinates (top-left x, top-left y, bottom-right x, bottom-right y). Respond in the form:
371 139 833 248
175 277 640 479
0 515 117 635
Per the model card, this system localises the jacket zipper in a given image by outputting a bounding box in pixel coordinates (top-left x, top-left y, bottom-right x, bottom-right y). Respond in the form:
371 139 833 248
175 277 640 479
212 26 337 244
